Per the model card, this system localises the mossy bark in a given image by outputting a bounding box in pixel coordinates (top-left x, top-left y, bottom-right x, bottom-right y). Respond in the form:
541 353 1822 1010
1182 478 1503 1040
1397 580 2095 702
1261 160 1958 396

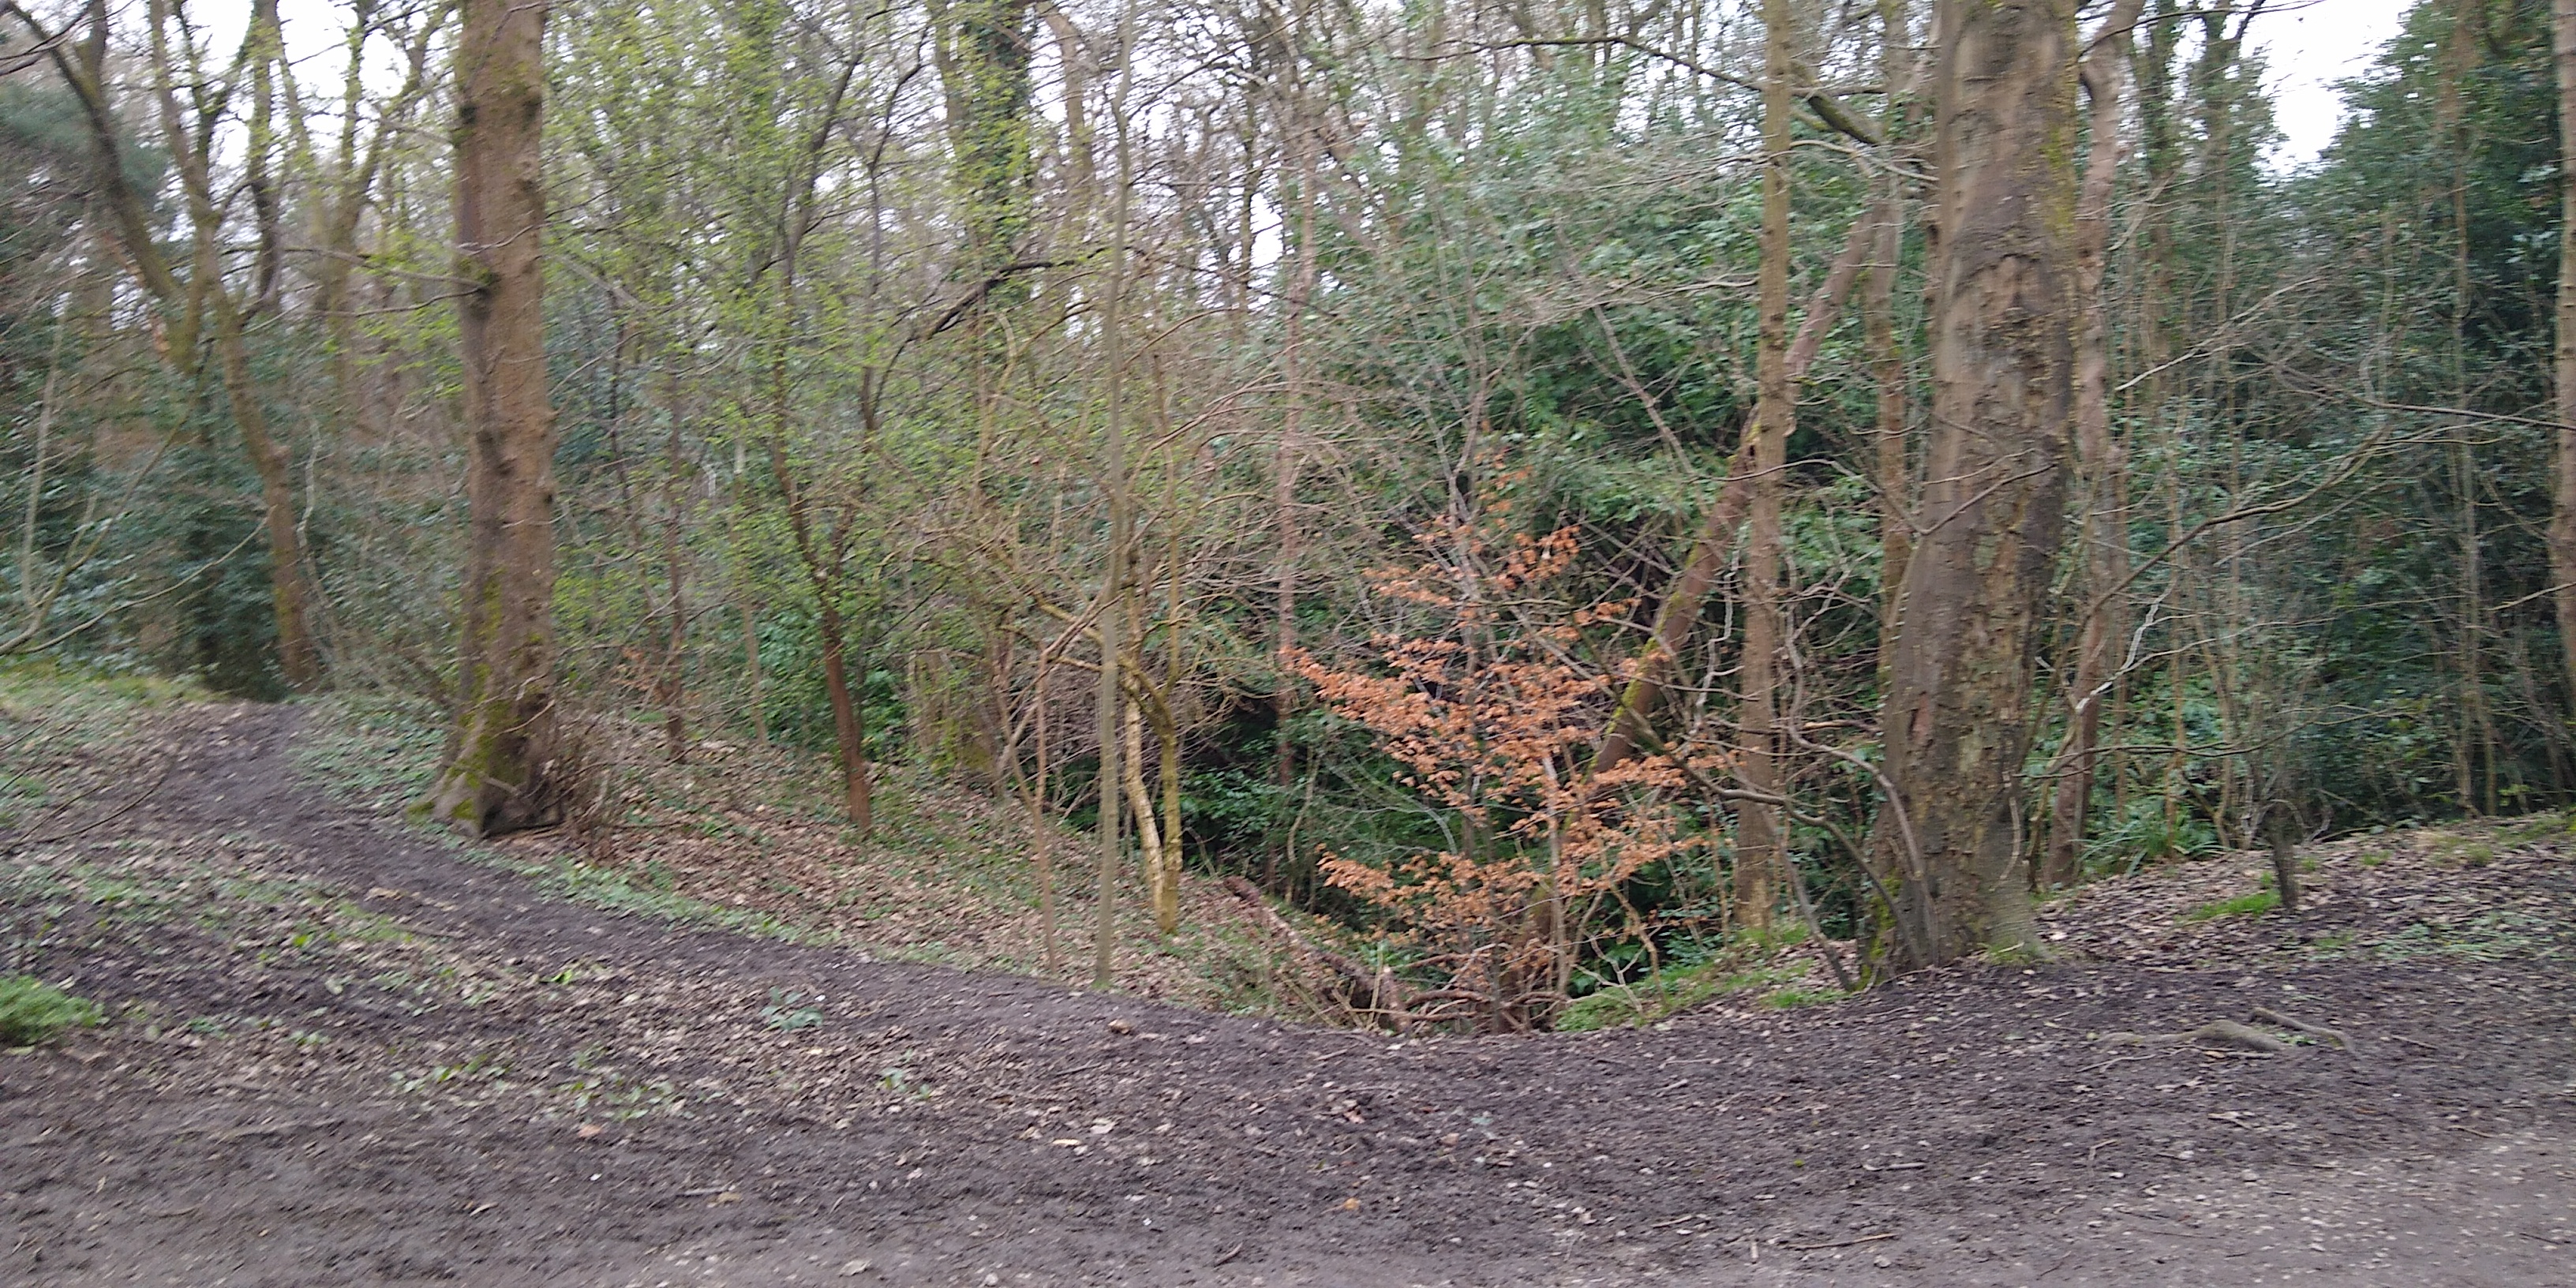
425 0 560 837
1871 0 2080 967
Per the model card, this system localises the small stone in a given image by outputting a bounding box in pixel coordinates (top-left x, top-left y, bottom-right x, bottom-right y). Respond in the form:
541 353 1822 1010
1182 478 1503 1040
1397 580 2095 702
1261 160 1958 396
838 1260 871 1276
1106 1018 1135 1035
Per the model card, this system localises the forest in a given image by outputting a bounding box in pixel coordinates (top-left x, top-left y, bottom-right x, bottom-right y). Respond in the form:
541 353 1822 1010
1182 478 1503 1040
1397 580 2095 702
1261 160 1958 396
5 0 2573 1034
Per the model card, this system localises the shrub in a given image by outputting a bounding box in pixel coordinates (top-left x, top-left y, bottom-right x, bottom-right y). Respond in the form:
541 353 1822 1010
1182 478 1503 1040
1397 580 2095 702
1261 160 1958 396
1289 507 1704 1033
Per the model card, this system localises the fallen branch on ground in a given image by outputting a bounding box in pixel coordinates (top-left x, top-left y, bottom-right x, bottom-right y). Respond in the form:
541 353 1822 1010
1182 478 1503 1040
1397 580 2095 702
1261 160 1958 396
2251 1005 2361 1058
1222 877 1414 1030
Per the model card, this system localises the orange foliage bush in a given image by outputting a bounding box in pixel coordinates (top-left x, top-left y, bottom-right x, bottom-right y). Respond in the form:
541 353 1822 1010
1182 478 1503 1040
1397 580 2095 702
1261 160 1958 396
1287 505 1707 1032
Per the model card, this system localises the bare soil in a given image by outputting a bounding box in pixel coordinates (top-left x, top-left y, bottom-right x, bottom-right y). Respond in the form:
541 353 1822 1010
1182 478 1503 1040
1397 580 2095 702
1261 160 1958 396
3 701 2573 1286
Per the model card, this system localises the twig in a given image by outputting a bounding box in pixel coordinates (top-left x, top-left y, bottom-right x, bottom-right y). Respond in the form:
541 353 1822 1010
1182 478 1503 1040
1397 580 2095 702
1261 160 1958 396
2383 1033 2444 1054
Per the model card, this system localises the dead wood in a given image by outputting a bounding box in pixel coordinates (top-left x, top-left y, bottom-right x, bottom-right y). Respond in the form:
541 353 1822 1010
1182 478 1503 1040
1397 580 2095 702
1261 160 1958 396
1221 876 1413 1028
2251 1005 2361 1057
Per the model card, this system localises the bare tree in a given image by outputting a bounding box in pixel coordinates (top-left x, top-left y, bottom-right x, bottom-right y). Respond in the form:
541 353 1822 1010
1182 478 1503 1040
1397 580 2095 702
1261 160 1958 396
2552 0 2576 713
5 0 324 687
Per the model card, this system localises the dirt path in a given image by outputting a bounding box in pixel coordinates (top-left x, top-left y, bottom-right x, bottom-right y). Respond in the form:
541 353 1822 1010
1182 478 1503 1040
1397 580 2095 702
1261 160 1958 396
3 703 2573 1286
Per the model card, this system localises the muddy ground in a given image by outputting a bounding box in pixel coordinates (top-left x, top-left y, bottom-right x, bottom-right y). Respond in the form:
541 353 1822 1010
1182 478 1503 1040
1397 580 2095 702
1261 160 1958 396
3 702 2573 1286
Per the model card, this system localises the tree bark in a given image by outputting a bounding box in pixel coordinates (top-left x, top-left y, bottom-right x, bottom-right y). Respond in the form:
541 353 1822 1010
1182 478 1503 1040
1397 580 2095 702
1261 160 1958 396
1869 0 1913 654
1272 30 1319 886
209 294 321 688
818 594 874 831
424 0 562 837
1092 6 1137 988
2042 0 2146 889
1872 0 2080 966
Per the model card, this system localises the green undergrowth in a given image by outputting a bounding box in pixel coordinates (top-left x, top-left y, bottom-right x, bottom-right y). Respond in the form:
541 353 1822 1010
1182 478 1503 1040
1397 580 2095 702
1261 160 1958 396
291 694 819 945
2185 887 2281 921
0 658 212 828
290 694 1311 1013
0 975 101 1046
1556 926 1840 1032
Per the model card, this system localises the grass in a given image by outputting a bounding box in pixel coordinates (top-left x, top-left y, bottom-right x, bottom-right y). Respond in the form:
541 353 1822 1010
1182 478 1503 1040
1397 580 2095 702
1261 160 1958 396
2436 840 2496 868
2493 811 2573 846
1761 987 1846 1009
2184 888 2280 921
289 691 1319 1017
0 975 101 1046
290 694 825 945
2371 910 2562 964
1556 942 1818 1032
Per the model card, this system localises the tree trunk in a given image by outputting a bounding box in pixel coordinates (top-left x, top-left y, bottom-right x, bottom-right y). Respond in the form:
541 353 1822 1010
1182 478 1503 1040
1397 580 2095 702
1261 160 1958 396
1092 6 1136 988
1157 697 1184 934
659 380 690 762
424 0 561 837
1593 213 1880 781
1273 51 1319 885
208 294 321 688
1122 699 1168 932
34 0 324 689
1735 0 1795 933
1872 0 2080 967
818 594 874 833
741 601 767 742
2556 0 2576 715
2042 0 2145 890
1867 0 1912 658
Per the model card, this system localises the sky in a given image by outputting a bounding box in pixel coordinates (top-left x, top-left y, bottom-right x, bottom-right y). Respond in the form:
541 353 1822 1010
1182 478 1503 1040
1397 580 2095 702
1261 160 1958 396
205 0 2414 170
2252 0 2412 169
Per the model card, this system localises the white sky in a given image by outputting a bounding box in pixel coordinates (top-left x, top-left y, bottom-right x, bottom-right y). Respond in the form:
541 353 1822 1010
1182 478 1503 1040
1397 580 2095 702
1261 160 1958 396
2252 0 2412 169
199 0 2417 171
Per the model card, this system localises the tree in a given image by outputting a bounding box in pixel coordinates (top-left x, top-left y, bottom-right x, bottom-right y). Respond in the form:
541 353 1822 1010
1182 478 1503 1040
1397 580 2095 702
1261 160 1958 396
423 0 562 835
1871 0 2081 965
4 0 324 688
2553 0 2576 712
1731 0 1795 934
2042 0 2148 889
